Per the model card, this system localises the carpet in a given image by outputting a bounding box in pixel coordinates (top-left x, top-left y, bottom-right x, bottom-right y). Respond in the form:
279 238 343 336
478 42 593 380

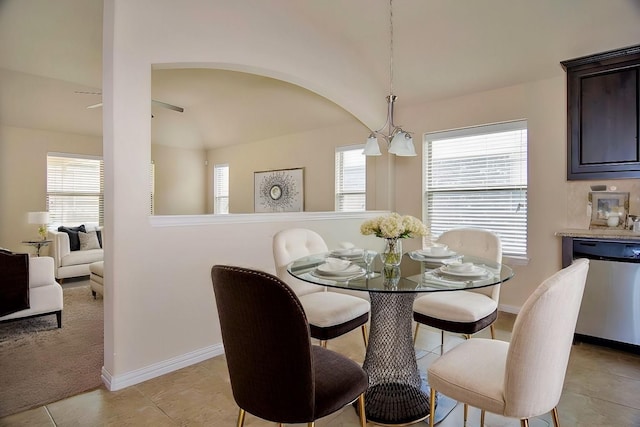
0 284 104 418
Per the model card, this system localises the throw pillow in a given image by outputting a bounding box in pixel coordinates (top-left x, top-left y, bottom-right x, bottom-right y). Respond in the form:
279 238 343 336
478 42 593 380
79 230 101 251
58 225 87 251
0 250 30 316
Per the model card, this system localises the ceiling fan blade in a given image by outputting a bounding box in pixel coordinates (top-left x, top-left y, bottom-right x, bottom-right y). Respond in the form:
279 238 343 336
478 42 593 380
152 99 184 113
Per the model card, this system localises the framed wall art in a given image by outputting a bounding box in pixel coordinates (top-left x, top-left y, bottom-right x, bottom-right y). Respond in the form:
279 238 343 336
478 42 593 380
589 191 629 229
254 168 304 213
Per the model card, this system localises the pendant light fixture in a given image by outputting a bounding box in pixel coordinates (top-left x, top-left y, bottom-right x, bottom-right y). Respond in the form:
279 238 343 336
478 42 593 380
363 0 416 157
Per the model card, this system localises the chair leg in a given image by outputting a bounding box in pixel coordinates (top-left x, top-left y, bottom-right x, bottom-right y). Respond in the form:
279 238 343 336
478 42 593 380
490 324 496 339
413 323 420 344
429 387 436 427
357 393 366 427
361 324 368 347
236 408 245 427
521 419 529 427
440 330 444 355
463 403 468 423
480 409 485 426
307 423 315 427
551 407 560 427
320 340 327 348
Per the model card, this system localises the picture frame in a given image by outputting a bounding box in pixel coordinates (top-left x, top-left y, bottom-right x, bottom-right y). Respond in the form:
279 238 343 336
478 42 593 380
254 167 304 213
589 191 629 229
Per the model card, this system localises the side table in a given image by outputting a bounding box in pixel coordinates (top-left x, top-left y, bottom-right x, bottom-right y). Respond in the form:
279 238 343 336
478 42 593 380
22 239 52 257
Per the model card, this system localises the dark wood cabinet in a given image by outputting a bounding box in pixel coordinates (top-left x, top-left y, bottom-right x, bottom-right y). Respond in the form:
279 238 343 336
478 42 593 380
561 45 640 180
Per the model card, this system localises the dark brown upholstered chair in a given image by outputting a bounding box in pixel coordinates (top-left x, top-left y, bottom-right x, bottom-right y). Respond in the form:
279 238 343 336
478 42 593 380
211 265 368 427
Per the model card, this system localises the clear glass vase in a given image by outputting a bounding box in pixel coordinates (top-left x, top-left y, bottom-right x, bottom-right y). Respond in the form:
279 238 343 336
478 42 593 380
380 238 402 267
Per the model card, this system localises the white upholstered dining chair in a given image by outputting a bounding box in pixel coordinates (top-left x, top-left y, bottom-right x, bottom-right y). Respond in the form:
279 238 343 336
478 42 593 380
272 228 370 348
413 228 502 352
427 258 590 427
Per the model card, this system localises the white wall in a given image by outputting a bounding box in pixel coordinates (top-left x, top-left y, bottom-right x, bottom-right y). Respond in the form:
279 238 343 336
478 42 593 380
151 144 207 215
102 0 394 387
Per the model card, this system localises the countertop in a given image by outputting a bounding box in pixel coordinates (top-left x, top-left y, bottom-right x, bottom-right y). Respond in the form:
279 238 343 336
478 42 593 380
556 228 640 240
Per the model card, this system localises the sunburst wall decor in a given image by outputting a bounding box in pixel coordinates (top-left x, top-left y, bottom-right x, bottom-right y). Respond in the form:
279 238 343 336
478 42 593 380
254 168 304 212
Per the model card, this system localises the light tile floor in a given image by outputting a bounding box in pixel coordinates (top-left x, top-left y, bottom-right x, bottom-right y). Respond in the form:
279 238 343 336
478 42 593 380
1 313 639 426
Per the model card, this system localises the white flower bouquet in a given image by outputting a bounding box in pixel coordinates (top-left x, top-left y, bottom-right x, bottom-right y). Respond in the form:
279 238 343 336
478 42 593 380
360 212 428 239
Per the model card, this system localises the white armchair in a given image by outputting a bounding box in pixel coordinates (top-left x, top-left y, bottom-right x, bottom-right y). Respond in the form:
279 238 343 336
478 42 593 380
413 228 503 351
0 256 64 327
273 228 370 348
49 227 103 280
427 259 589 427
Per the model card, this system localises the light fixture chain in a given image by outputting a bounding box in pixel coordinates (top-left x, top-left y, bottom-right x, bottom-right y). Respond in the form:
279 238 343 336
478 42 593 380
389 0 394 96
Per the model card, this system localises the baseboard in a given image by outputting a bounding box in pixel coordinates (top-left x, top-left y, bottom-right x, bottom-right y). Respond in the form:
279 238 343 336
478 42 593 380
498 303 520 314
101 343 224 391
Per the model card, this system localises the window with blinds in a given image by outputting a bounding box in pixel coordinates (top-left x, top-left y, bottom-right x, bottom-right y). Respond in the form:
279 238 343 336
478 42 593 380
214 164 229 214
335 145 366 211
47 153 104 227
424 121 528 259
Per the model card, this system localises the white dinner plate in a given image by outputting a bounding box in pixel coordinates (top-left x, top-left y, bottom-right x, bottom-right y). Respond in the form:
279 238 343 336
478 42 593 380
329 248 364 259
311 266 365 280
415 248 458 258
316 263 363 276
409 250 460 262
437 264 489 279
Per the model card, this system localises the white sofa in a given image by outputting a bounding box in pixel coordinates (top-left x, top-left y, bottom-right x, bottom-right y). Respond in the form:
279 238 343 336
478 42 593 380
49 228 103 280
0 256 64 327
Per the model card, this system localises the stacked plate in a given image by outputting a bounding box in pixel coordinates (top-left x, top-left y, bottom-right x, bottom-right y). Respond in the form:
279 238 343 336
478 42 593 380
329 248 364 259
436 262 490 280
409 247 460 262
311 258 365 280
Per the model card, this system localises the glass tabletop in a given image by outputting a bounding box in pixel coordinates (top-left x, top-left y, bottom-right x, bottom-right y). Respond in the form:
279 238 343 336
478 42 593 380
288 250 514 293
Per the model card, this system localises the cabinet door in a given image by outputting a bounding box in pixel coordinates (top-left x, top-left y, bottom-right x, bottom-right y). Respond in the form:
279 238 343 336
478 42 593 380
563 46 640 180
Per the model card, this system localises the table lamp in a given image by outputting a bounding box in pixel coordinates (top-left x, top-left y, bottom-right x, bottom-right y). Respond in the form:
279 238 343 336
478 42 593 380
28 211 50 240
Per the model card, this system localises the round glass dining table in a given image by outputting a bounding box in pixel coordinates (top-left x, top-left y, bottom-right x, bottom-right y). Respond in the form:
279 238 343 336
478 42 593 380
288 250 514 426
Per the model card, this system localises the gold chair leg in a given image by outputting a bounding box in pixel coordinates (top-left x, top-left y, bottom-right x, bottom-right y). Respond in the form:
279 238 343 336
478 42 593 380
361 324 368 347
521 419 529 427
413 323 420 344
429 387 436 427
551 407 560 427
463 403 468 422
490 324 496 339
236 408 245 427
320 340 327 348
480 409 485 426
307 423 315 427
357 393 366 427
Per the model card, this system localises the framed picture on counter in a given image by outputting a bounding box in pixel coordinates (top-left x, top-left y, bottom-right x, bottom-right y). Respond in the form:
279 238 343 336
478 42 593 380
589 191 629 229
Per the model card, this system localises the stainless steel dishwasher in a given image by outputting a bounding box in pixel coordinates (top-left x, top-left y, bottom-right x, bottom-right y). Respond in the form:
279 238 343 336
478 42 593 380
572 238 640 353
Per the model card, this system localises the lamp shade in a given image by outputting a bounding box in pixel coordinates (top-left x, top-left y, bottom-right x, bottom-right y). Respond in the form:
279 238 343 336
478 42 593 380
363 135 382 156
28 211 50 225
388 132 416 156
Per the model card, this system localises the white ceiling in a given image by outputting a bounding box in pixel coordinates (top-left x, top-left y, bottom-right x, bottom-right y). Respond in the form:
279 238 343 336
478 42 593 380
1 0 640 149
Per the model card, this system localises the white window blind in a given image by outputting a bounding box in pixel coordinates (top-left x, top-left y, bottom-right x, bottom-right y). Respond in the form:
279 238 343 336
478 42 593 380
150 162 155 215
335 145 366 211
47 153 104 227
214 164 229 214
424 121 528 259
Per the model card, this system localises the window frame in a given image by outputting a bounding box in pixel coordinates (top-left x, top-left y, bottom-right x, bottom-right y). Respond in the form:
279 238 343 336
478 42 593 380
46 152 104 228
423 120 528 262
213 163 229 214
335 144 366 212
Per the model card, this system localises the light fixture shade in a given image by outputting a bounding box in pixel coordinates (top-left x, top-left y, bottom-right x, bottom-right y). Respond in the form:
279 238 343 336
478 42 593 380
363 135 382 156
28 211 50 225
388 132 416 156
